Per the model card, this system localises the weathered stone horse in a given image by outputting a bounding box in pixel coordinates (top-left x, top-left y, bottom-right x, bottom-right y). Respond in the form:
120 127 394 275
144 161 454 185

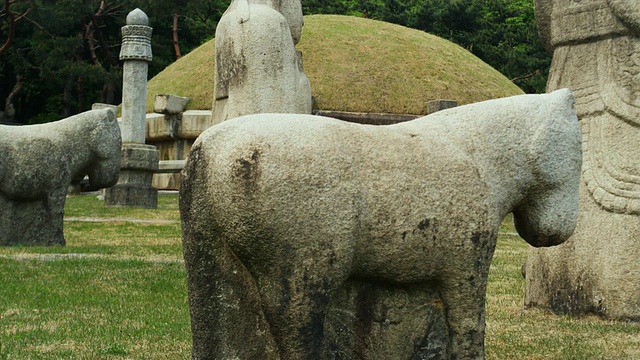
0 108 122 246
180 89 582 359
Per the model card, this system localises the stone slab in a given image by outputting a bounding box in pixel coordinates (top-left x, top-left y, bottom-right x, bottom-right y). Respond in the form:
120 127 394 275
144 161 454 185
154 94 190 114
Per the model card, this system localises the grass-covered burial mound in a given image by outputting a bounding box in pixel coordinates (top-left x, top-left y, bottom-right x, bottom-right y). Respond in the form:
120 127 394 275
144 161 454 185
146 15 523 114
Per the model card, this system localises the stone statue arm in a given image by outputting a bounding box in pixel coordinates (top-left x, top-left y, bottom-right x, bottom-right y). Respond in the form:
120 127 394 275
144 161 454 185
534 0 553 53
608 0 640 35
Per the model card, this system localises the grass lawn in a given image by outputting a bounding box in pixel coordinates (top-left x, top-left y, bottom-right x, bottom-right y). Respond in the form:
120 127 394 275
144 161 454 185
1 194 639 359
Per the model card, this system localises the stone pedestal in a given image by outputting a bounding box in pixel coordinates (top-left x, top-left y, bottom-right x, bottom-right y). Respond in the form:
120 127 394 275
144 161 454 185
105 144 158 208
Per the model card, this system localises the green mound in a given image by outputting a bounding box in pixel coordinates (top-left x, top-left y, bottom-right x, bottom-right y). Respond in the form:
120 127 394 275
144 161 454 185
147 15 523 114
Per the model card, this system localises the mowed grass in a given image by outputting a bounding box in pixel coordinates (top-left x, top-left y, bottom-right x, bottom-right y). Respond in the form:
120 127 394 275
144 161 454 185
485 230 640 359
0 195 188 359
0 195 638 359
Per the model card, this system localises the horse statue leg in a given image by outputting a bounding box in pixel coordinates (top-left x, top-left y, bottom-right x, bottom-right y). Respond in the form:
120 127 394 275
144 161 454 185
440 278 487 359
182 231 280 359
257 271 331 359
180 146 279 359
44 186 67 246
253 237 353 360
438 232 496 360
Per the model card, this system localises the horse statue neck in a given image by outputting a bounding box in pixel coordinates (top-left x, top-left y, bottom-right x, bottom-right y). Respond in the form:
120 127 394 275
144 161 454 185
406 90 580 220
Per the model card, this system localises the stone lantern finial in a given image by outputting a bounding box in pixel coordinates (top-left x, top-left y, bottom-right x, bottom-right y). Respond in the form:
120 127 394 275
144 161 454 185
126 8 149 26
120 8 152 62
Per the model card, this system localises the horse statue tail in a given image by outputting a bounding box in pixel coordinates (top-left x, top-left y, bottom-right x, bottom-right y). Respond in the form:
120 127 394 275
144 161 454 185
180 139 279 359
234 0 251 23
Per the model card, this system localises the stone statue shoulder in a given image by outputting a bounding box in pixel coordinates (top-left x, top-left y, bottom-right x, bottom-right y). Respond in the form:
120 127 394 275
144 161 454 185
542 0 629 49
607 0 640 35
214 1 291 93
534 0 553 52
212 0 311 122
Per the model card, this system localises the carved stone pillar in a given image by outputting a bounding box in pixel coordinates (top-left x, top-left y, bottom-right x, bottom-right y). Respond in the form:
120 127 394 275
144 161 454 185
105 8 158 208
526 0 640 320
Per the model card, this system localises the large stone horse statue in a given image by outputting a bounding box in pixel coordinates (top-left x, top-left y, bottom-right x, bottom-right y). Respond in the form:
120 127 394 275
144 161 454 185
0 108 122 246
180 89 582 359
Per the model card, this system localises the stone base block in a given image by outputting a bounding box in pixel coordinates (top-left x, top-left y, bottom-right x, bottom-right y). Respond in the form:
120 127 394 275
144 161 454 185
120 143 160 171
427 99 458 114
154 94 190 114
105 183 158 208
104 143 159 208
325 280 448 359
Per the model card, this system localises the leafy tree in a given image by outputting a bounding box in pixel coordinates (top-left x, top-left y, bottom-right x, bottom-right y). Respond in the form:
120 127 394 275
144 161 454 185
130 0 229 70
0 0 229 123
446 0 548 93
0 0 127 123
302 0 361 16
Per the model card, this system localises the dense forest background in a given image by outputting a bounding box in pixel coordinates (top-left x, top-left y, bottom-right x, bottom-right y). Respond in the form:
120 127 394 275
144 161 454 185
0 0 549 124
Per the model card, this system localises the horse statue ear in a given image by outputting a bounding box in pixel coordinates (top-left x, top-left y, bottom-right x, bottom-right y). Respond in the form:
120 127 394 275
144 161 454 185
527 89 581 186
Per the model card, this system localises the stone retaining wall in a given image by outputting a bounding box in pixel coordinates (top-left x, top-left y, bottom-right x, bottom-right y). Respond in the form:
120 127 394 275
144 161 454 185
146 110 211 189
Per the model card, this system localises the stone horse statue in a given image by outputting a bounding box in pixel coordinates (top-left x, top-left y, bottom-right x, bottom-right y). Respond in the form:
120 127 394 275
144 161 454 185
180 89 582 359
0 108 122 246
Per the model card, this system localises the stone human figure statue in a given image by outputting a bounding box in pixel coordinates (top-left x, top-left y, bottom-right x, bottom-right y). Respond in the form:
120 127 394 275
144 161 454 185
211 0 313 124
526 0 640 320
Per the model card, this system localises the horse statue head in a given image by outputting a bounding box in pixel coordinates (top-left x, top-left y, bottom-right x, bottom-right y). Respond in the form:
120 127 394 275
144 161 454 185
512 89 582 247
85 108 122 189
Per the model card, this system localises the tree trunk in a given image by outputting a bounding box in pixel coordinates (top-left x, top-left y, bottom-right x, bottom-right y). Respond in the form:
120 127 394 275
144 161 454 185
101 78 116 104
77 76 85 112
90 13 119 66
63 76 74 118
0 0 17 55
86 24 101 66
1 74 23 123
173 14 181 60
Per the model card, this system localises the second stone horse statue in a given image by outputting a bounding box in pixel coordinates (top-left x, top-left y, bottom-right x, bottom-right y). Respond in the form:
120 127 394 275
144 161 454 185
0 108 122 246
180 89 582 359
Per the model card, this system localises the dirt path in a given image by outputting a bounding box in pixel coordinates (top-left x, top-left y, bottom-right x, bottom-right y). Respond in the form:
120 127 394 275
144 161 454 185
64 217 178 225
0 253 184 263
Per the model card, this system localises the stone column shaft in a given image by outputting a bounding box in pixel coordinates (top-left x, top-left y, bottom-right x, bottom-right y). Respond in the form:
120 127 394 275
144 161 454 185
121 60 148 143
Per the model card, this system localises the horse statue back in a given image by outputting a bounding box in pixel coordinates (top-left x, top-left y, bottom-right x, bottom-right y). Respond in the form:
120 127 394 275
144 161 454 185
0 108 121 246
181 89 581 359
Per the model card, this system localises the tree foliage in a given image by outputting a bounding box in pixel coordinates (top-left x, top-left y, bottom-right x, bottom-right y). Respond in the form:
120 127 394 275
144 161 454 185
0 0 547 123
0 0 230 124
